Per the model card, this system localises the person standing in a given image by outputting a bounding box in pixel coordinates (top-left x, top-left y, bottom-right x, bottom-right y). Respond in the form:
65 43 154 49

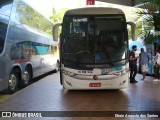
139 48 150 80
129 45 138 83
153 49 160 81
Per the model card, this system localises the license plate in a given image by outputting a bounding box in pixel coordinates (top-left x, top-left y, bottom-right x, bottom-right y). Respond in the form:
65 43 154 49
89 83 101 87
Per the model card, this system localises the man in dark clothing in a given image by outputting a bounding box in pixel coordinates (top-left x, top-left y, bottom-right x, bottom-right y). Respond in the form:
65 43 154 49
129 45 138 83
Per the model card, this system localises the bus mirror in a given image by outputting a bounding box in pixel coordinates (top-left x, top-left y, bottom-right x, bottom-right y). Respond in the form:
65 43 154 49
52 23 62 42
127 22 137 41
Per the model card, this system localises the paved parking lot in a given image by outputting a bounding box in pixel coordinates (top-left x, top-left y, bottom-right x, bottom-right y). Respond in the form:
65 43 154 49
0 72 160 120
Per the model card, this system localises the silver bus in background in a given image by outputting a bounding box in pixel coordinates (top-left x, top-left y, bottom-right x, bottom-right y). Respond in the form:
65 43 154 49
0 0 59 93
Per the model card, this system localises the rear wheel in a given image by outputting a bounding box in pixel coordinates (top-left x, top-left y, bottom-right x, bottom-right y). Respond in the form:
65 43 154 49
8 69 19 94
19 66 32 88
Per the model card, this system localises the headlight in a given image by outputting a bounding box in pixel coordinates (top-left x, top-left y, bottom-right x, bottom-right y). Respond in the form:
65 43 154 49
125 67 130 72
63 70 76 76
68 72 75 76
113 70 126 76
113 72 122 76
64 71 68 75
121 70 126 74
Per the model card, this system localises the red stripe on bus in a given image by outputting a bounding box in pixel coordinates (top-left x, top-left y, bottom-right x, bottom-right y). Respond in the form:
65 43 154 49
15 59 30 63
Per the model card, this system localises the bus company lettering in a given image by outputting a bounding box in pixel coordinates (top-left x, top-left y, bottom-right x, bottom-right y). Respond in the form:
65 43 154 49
73 18 88 22
86 65 104 68
11 112 42 117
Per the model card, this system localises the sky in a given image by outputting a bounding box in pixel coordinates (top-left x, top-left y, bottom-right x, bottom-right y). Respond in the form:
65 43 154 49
25 0 86 18
25 0 139 21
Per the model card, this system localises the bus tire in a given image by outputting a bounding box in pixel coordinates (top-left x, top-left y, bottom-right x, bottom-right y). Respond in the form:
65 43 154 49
8 69 19 94
19 66 32 88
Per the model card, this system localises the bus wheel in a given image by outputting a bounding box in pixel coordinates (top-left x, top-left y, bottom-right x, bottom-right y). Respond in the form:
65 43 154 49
20 67 32 88
8 69 19 94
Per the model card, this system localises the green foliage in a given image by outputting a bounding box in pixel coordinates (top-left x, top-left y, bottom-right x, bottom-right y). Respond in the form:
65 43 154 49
16 0 53 35
137 21 143 36
137 0 160 45
137 0 160 31
144 33 155 45
50 8 68 37
50 8 68 23
144 33 160 47
128 27 132 40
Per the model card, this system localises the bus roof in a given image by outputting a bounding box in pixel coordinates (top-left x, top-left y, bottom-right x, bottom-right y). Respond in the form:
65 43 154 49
64 7 124 15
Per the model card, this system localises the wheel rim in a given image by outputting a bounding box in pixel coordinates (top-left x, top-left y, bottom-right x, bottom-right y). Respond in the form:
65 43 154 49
9 74 17 90
23 71 30 85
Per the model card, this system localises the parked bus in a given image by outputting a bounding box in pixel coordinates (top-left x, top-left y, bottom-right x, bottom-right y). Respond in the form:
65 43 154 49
0 0 59 93
53 7 137 89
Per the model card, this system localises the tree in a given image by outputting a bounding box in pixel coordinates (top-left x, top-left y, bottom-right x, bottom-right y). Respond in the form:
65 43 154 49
16 0 53 35
50 7 68 23
137 0 160 45
50 7 68 37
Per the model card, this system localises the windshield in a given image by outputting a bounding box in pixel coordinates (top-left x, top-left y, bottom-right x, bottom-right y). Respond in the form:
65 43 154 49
62 15 128 65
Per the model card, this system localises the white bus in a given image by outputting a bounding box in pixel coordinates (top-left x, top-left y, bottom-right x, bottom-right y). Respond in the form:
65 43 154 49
0 0 59 93
53 7 137 89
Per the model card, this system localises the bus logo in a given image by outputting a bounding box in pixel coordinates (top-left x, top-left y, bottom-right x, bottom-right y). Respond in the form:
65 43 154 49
102 69 111 74
93 75 98 80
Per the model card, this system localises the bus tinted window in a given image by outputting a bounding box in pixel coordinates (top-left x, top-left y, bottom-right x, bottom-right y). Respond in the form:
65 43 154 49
0 0 13 16
14 0 53 35
0 14 9 53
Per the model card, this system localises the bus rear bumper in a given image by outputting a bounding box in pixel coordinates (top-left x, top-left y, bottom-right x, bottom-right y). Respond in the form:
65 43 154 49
63 74 129 90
